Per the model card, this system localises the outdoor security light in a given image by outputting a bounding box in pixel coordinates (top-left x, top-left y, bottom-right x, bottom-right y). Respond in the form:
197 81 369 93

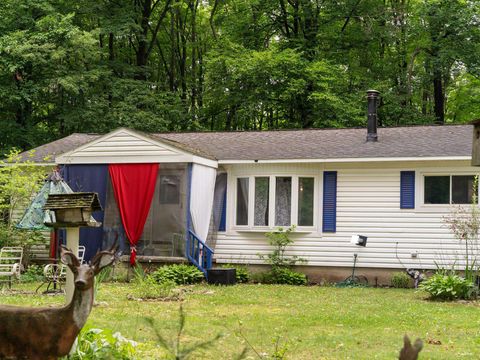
350 234 368 247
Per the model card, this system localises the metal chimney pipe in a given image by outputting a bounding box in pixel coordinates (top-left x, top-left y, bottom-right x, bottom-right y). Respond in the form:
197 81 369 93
366 90 380 142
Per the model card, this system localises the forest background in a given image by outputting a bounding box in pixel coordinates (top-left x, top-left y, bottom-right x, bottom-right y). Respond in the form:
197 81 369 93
1 0 480 154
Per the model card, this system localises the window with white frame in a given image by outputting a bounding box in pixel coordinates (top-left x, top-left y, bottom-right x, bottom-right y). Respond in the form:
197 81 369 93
424 175 478 205
235 175 315 228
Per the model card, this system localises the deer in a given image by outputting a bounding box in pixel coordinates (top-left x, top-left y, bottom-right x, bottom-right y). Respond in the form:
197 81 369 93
0 246 116 360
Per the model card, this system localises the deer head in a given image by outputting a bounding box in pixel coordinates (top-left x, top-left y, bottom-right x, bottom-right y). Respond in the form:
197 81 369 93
60 245 116 291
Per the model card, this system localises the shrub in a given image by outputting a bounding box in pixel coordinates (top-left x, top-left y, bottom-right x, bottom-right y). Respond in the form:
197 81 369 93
391 272 411 288
262 268 307 286
20 264 44 283
131 275 178 300
420 272 477 300
151 264 204 285
220 264 250 283
65 327 138 360
259 226 306 269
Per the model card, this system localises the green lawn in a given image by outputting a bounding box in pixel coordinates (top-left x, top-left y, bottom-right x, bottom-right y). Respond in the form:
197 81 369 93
1 283 479 359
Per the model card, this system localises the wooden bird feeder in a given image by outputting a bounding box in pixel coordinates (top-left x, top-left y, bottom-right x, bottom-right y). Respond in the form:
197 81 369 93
43 192 102 228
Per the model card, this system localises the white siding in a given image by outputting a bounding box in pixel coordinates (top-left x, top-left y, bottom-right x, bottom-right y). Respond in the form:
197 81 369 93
214 160 479 270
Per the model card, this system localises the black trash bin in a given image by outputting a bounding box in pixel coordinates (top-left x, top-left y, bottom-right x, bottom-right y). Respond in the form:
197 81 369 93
207 268 236 285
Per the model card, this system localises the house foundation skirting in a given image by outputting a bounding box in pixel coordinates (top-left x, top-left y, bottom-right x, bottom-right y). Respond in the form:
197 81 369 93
246 265 429 287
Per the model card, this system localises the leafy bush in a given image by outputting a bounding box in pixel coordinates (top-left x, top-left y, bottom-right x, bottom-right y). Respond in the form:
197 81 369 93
391 272 411 289
129 266 178 300
65 327 138 360
220 264 250 283
151 264 204 285
20 264 43 283
262 268 307 286
259 226 306 269
131 275 178 300
420 273 477 300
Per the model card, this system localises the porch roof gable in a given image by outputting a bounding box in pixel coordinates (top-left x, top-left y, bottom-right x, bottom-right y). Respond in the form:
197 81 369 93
55 128 218 168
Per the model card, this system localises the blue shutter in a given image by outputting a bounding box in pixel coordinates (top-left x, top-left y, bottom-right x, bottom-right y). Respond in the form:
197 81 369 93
322 171 337 233
400 171 415 209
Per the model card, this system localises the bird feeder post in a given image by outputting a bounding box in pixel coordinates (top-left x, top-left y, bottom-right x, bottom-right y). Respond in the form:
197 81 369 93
64 228 80 302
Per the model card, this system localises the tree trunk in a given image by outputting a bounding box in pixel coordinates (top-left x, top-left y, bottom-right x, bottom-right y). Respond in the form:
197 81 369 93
433 69 444 124
135 0 151 80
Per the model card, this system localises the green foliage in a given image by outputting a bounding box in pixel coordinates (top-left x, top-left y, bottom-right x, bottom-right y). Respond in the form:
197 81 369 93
259 226 306 270
1 0 480 152
390 272 411 289
20 264 43 283
235 321 290 359
257 227 307 285
0 150 48 247
131 275 178 300
151 264 204 286
128 265 178 300
420 272 477 301
94 267 113 299
65 327 138 360
145 305 222 360
220 264 250 283
260 268 307 286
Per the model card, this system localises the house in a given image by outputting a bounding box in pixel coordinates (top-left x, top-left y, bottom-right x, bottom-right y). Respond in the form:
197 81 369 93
19 91 478 283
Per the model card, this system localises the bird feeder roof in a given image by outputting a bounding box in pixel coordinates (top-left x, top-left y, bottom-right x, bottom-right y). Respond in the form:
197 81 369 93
44 192 102 211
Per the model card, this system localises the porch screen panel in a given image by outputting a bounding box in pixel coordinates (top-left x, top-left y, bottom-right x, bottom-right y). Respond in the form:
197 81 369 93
275 177 292 226
62 164 108 261
104 163 188 258
190 164 217 241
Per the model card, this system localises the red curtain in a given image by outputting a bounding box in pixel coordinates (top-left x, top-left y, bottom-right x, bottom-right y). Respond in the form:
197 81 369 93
108 164 159 265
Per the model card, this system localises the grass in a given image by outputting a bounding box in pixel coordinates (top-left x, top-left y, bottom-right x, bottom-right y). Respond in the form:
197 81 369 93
1 283 480 359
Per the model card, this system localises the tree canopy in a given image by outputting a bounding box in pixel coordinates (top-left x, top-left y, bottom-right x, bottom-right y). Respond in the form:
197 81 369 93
1 0 480 153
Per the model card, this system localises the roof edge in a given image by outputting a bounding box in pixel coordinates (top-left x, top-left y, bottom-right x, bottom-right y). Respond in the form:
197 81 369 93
218 156 472 164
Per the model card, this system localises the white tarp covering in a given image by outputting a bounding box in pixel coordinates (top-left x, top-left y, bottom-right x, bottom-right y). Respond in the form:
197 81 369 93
190 164 217 241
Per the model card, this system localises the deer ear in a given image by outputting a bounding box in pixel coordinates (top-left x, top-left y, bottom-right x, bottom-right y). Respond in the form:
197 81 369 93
91 248 116 275
60 246 80 270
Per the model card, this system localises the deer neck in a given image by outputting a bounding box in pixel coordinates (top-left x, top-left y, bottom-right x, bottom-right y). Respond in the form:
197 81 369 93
67 286 94 330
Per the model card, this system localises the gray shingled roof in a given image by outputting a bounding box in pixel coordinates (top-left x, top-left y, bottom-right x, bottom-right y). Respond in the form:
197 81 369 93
19 133 99 163
19 125 473 163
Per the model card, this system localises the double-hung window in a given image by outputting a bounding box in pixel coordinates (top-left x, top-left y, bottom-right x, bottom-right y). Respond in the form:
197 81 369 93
235 175 316 228
424 175 478 205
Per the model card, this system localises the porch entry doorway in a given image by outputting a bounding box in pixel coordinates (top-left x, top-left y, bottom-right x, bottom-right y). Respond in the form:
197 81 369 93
103 163 188 258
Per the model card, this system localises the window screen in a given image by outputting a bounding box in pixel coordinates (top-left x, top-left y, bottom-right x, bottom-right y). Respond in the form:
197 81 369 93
236 178 249 225
275 177 292 226
452 175 477 204
424 176 449 204
254 177 269 226
298 177 314 226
